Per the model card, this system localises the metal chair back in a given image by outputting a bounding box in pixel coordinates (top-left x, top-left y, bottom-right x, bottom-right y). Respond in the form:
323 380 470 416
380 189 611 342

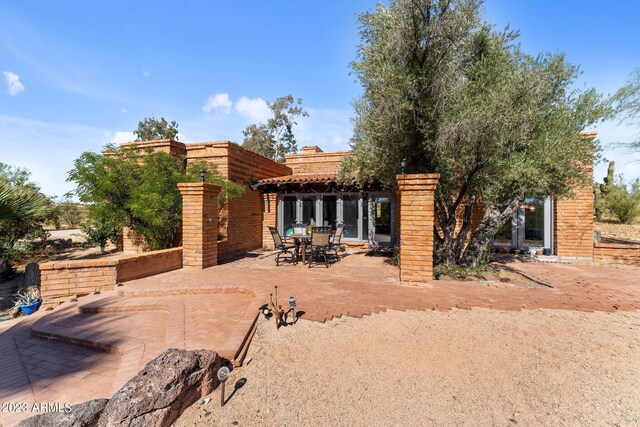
311 226 331 247
332 223 345 244
269 226 284 248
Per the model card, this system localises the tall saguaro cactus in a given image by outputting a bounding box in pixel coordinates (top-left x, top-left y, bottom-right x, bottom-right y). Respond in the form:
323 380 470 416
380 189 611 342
600 161 615 195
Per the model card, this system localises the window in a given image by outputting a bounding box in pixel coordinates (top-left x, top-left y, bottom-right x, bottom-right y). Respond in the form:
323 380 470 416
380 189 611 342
282 196 296 236
342 195 359 238
322 195 337 229
301 195 316 225
490 197 553 250
277 192 394 243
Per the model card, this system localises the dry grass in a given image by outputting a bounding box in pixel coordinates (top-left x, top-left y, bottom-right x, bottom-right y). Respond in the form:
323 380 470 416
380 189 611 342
596 220 640 243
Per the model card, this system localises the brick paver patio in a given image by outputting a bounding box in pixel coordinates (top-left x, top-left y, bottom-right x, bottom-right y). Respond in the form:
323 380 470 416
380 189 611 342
1 251 639 425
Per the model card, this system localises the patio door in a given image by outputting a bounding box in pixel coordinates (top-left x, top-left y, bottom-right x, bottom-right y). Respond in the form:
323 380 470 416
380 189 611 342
277 192 395 244
372 197 392 246
492 197 553 251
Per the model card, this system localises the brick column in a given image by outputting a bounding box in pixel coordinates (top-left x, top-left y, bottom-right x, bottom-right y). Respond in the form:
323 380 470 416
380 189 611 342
396 173 440 284
554 164 595 260
178 183 221 269
262 193 277 249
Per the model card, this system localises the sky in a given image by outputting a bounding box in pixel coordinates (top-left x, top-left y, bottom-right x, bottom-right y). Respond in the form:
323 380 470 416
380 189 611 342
0 0 638 198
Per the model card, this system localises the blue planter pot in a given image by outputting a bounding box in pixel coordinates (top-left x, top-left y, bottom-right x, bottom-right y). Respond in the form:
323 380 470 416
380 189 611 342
19 301 42 315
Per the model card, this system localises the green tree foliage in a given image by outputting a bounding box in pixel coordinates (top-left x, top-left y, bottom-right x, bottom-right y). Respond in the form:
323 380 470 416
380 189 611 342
81 221 121 254
610 68 640 150
342 0 608 266
134 116 179 141
67 145 244 251
58 199 84 228
602 177 640 224
242 95 308 162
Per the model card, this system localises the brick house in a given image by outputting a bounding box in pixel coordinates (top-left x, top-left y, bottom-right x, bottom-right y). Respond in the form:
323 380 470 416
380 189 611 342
122 136 596 261
38 135 599 305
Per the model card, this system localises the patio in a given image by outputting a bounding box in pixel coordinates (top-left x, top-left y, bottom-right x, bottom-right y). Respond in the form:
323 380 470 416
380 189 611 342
1 252 639 425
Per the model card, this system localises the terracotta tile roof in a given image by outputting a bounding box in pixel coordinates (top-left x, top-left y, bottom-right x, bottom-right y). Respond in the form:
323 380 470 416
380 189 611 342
256 173 343 185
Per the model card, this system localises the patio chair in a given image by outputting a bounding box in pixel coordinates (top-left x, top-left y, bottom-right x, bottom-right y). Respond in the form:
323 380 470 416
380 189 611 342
329 223 345 262
308 226 331 268
269 227 297 266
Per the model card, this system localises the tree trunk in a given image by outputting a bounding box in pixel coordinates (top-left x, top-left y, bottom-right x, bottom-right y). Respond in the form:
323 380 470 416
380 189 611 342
461 196 524 267
367 200 378 250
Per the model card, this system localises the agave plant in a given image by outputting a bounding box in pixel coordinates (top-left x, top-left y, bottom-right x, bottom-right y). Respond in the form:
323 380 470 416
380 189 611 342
13 286 41 306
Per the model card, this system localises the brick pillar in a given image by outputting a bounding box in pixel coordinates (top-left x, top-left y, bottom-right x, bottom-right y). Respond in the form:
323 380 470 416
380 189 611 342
262 193 277 249
397 173 440 284
178 183 221 269
554 162 595 259
554 132 596 260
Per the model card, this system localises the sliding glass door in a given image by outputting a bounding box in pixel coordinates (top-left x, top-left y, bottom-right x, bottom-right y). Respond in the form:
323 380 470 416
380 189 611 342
491 197 553 251
277 193 394 244
342 195 359 238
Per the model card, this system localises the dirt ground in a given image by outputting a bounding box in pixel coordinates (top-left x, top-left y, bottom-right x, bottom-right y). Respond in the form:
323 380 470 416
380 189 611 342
176 309 640 427
596 220 640 243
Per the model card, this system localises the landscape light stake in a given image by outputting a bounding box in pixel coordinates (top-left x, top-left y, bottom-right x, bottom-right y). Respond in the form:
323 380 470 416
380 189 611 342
217 366 230 407
288 296 297 324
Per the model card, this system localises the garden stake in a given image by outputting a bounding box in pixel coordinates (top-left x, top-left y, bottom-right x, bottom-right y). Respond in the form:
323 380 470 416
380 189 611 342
217 366 230 407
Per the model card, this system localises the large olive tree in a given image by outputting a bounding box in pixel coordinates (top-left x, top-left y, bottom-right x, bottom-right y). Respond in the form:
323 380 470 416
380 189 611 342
342 0 607 266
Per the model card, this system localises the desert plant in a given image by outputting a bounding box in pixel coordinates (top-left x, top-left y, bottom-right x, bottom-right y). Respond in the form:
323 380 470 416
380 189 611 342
595 161 616 220
81 221 121 254
437 262 487 280
14 286 41 306
604 179 640 224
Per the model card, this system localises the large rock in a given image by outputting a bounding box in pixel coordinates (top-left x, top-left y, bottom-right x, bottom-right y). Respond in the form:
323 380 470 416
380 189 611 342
97 348 224 427
16 398 109 427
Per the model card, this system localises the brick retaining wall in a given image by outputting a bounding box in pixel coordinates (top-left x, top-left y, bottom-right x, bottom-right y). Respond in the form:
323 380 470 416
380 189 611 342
39 248 182 306
594 242 640 265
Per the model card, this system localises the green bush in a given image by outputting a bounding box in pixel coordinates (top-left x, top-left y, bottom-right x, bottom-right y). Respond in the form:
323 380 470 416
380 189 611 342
81 221 121 254
437 262 487 280
604 179 640 224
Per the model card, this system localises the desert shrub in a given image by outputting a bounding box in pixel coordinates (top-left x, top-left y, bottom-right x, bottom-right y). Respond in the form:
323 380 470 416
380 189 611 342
437 262 487 280
604 179 640 224
81 221 121 254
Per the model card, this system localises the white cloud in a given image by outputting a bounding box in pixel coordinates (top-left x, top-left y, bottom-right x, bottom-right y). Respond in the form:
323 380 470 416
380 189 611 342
120 107 128 115
202 93 232 113
291 108 353 152
142 70 151 78
3 71 25 95
105 131 135 145
235 96 271 122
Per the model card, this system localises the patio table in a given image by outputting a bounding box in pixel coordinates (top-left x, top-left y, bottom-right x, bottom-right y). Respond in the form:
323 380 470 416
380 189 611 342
288 233 311 263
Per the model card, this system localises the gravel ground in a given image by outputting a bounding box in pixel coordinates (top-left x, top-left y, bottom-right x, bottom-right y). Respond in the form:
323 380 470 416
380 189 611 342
176 308 640 427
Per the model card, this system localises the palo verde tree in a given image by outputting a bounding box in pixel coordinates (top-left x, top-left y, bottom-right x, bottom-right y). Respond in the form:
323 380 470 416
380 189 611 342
134 116 179 141
242 95 308 163
341 0 608 266
68 145 243 251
